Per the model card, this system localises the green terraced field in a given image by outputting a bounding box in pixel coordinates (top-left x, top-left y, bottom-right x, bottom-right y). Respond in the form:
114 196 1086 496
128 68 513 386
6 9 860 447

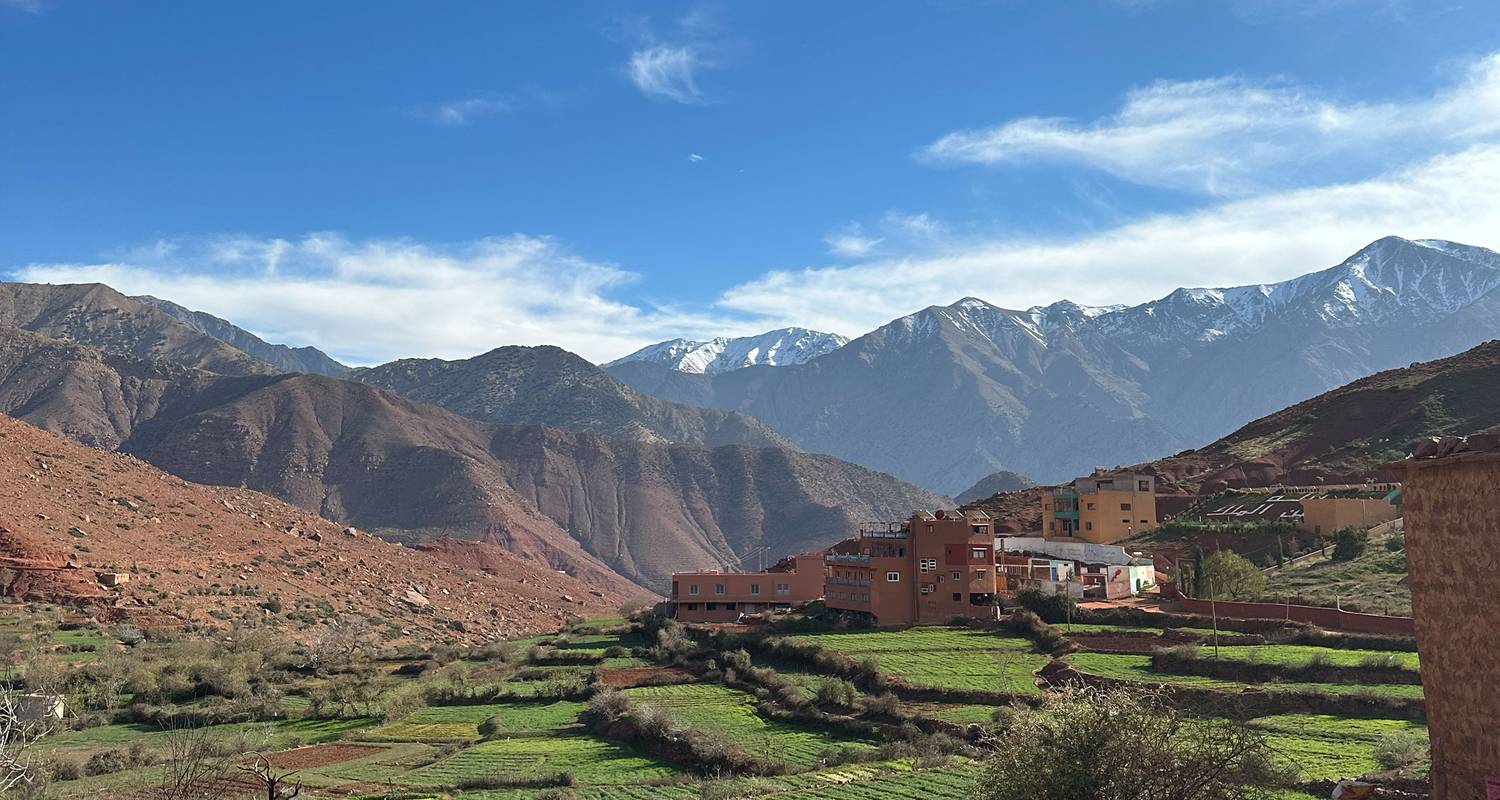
35 717 371 754
401 734 680 787
784 627 1047 694
1249 714 1429 781
367 700 585 742
1066 653 1426 699
1206 644 1419 670
622 683 878 768
907 703 1004 726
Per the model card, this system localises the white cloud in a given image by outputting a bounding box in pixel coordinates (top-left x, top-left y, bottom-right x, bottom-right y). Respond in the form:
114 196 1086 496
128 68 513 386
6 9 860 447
13 234 747 366
719 144 1500 336
825 232 881 258
924 53 1500 195
405 95 514 126
627 45 709 104
688 153 705 163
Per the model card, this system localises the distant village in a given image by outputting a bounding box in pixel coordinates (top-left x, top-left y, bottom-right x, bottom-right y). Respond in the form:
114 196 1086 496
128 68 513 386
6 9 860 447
669 468 1404 627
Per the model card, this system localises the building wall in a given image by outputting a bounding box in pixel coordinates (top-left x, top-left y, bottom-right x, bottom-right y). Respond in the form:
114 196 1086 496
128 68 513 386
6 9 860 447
1400 457 1500 800
1298 497 1400 535
825 511 997 625
1042 473 1159 545
671 553 826 623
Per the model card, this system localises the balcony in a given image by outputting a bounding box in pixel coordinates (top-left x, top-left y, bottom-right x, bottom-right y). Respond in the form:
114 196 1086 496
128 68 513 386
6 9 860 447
825 553 872 564
827 577 872 587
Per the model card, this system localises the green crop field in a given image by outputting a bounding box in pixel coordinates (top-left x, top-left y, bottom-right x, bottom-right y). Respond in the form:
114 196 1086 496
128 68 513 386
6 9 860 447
1248 715 1429 781
367 700 586 742
401 733 681 787
784 627 1047 694
1204 644 1419 670
906 702 1004 726
1066 652 1426 699
622 683 878 768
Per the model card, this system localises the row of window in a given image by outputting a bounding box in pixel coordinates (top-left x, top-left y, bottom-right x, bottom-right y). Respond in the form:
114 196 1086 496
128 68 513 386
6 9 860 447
685 582 791 596
829 590 871 603
681 602 738 611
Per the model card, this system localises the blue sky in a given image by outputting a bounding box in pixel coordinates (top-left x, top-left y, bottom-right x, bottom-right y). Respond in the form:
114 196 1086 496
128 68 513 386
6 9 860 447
7 0 1500 364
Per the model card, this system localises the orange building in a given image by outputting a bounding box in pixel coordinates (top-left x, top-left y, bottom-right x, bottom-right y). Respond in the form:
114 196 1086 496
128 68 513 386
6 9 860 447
1298 491 1400 535
1041 470 1158 544
824 510 996 625
670 553 825 623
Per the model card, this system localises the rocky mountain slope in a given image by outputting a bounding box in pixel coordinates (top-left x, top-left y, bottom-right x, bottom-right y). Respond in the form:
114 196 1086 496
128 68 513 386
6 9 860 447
0 412 647 640
606 327 848 375
1146 338 1500 491
610 237 1500 493
351 346 789 449
0 282 280 377
136 295 351 376
0 327 942 589
954 470 1035 505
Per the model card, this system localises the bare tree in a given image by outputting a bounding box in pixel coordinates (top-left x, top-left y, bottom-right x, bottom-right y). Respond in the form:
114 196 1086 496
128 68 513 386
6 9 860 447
0 685 56 795
159 721 232 800
238 753 302 800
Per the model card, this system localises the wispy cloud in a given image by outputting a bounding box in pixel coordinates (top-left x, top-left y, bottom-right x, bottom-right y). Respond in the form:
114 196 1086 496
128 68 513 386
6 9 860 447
13 234 743 365
924 53 1500 195
824 228 882 258
404 87 561 127
627 45 710 104
688 153 705 163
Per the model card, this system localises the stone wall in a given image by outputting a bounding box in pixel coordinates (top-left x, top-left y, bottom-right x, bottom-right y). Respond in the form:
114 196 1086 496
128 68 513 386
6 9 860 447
1172 595 1415 636
1401 456 1500 800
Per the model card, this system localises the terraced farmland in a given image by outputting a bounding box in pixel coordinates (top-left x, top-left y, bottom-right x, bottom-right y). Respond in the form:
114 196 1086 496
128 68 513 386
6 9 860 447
784 627 1047 694
621 683 878 768
1065 652 1426 698
1207 644 1419 670
402 733 680 787
367 700 585 742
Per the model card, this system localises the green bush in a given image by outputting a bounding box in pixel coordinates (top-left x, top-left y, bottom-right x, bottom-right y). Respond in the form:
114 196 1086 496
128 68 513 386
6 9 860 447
1332 527 1370 562
1374 732 1427 770
1198 550 1265 600
1016 588 1076 625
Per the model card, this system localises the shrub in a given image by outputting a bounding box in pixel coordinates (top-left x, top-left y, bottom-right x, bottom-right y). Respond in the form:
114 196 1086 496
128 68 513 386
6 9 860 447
1198 550 1265 600
1015 588 1076 625
815 677 858 708
1359 653 1404 671
1374 732 1427 770
477 715 502 738
83 749 133 777
1385 533 1406 552
1332 527 1370 562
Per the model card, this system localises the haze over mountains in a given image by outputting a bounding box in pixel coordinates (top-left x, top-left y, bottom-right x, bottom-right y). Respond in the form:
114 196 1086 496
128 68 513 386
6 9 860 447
608 236 1500 493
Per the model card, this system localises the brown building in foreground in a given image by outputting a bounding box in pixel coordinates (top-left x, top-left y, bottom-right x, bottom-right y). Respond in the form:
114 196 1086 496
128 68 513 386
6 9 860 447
1389 435 1500 800
1040 470 1159 544
670 553 825 623
824 510 996 625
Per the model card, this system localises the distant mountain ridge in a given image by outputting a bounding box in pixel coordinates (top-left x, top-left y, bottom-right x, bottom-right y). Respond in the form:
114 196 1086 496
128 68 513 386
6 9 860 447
609 237 1500 493
606 327 847 375
135 295 351 377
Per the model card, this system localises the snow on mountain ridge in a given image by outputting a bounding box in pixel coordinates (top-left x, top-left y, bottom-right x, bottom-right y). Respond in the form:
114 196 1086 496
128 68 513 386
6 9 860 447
606 328 848 374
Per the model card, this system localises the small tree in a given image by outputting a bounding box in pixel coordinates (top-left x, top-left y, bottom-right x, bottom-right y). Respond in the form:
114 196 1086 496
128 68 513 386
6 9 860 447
239 753 302 799
158 722 232 800
0 686 56 794
977 686 1289 800
1198 550 1265 600
1331 527 1370 562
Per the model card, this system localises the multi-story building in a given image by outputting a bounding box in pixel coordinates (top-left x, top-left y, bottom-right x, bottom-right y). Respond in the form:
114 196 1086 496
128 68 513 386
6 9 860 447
1040 470 1158 544
670 553 825 623
1389 435 1500 799
824 510 996 625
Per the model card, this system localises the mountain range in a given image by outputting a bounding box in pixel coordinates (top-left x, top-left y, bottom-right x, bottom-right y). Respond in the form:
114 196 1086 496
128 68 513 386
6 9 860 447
606 328 848 375
0 284 944 589
607 236 1500 493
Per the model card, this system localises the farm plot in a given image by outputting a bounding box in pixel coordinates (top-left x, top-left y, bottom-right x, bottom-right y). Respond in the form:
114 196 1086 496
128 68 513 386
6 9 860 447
785 627 1047 694
1249 714 1429 781
905 702 1004 726
366 700 585 742
440 762 980 800
1207 644 1419 670
622 683 877 768
400 733 679 787
1065 653 1425 699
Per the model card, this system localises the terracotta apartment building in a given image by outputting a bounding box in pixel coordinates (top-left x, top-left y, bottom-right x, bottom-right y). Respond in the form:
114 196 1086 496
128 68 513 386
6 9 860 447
1389 436 1500 799
824 509 997 625
1040 470 1159 544
670 553 825 622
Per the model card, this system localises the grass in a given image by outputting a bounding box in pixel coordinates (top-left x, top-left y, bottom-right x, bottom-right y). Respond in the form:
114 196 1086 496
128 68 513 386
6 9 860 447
784 627 1048 695
400 733 680 787
1206 644 1418 670
621 683 878 768
906 702 1004 726
1263 532 1412 616
1249 713 1428 779
367 700 586 742
1065 652 1426 699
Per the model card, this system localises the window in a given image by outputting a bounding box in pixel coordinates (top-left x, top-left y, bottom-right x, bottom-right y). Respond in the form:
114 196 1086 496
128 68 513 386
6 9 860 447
971 547 987 560
750 583 761 595
1138 480 1150 492
1122 519 1130 524
975 569 988 580
776 582 789 595
724 602 736 610
862 593 869 603
689 584 700 596
952 571 962 580
1043 503 1051 511
685 603 699 610
706 602 718 610
1085 522 1094 531
952 592 962 602
1086 502 1096 510
715 583 725 595
919 557 937 572
886 571 901 582
1120 503 1132 511
1141 519 1150 524
920 584 932 594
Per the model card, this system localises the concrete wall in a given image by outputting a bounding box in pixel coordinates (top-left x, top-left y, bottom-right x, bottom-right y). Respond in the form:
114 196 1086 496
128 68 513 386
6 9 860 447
1400 457 1500 800
1299 497 1400 535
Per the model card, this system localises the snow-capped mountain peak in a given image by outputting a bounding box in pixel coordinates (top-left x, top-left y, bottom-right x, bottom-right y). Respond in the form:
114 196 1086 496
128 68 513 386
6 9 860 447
606 327 849 375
